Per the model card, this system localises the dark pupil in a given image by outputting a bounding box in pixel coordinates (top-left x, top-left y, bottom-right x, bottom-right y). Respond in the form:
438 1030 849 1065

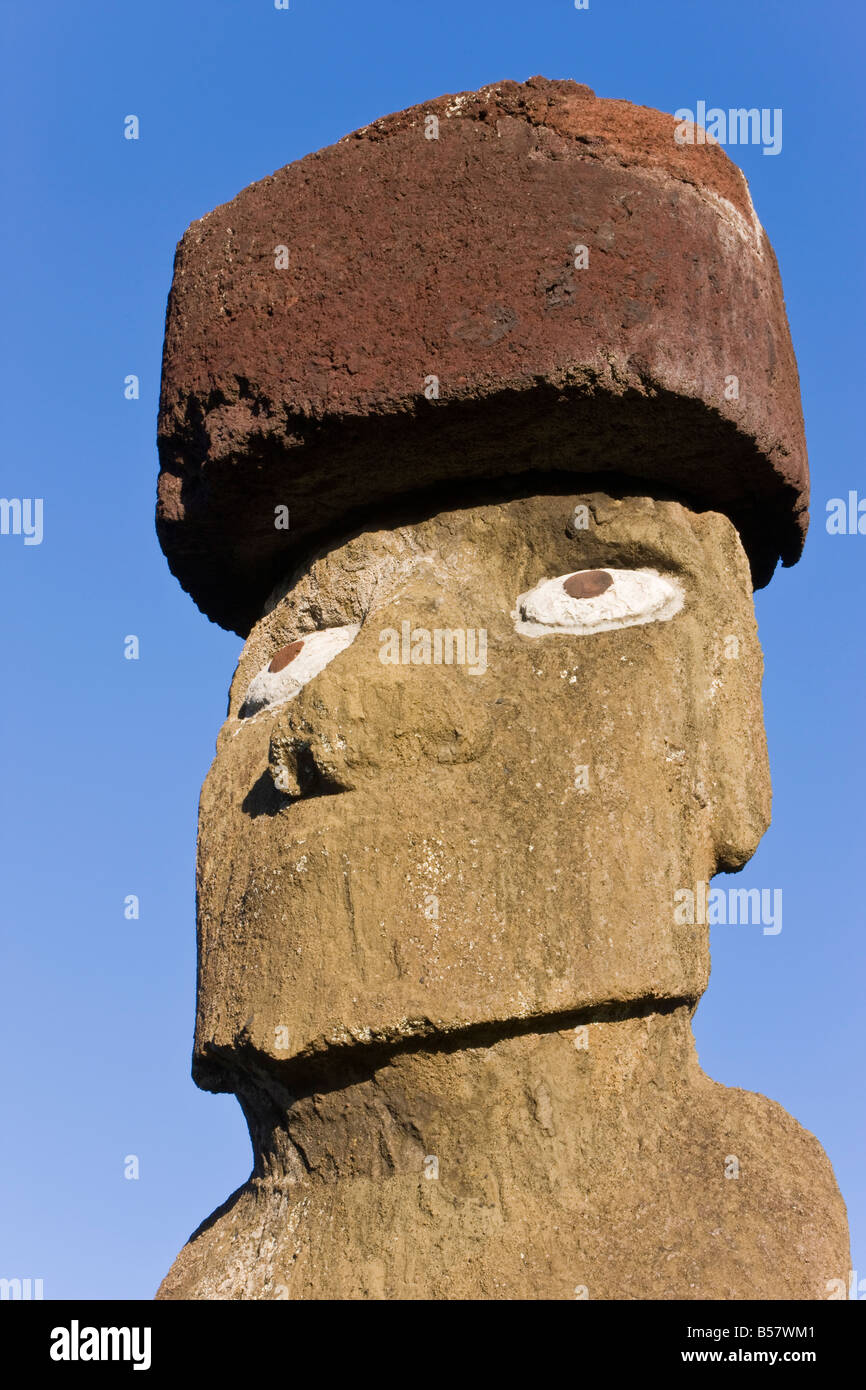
562 570 613 600
269 640 305 673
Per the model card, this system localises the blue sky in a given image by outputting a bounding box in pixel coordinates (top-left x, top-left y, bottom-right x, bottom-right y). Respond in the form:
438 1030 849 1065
1 0 863 1299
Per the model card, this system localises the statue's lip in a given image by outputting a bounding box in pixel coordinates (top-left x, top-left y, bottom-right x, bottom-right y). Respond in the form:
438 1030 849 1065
191 993 698 1089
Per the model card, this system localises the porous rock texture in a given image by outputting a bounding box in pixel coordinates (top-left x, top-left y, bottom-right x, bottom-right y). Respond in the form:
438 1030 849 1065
159 1010 849 1301
192 495 768 1074
157 494 850 1298
156 80 847 1300
157 77 809 635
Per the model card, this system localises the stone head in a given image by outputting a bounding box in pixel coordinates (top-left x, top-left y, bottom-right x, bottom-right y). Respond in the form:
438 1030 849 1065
191 487 773 1087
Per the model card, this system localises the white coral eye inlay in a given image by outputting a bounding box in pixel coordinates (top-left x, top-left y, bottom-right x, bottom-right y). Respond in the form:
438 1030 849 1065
240 624 360 716
513 569 684 637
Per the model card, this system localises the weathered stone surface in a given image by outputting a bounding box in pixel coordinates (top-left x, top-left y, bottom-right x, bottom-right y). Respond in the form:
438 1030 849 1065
157 490 849 1299
155 80 846 1302
158 1008 849 1300
190 495 769 1080
157 77 809 635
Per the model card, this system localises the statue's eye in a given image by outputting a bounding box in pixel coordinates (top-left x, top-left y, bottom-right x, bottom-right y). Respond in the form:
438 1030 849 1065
239 624 360 717
514 569 683 636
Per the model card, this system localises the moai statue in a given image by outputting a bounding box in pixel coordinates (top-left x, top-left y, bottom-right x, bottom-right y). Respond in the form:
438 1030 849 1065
155 78 849 1299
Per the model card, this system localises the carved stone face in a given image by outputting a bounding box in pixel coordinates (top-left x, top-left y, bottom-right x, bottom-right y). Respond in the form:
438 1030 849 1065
192 492 770 1092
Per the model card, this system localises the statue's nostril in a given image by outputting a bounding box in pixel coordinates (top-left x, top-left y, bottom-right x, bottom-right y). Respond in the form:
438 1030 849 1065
269 737 303 798
269 639 305 673
563 570 612 600
269 732 354 800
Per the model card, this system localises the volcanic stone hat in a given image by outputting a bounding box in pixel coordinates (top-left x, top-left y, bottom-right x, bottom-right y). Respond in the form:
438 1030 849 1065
156 76 809 635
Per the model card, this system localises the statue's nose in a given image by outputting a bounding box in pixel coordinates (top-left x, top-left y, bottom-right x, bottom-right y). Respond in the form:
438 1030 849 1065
268 728 355 800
